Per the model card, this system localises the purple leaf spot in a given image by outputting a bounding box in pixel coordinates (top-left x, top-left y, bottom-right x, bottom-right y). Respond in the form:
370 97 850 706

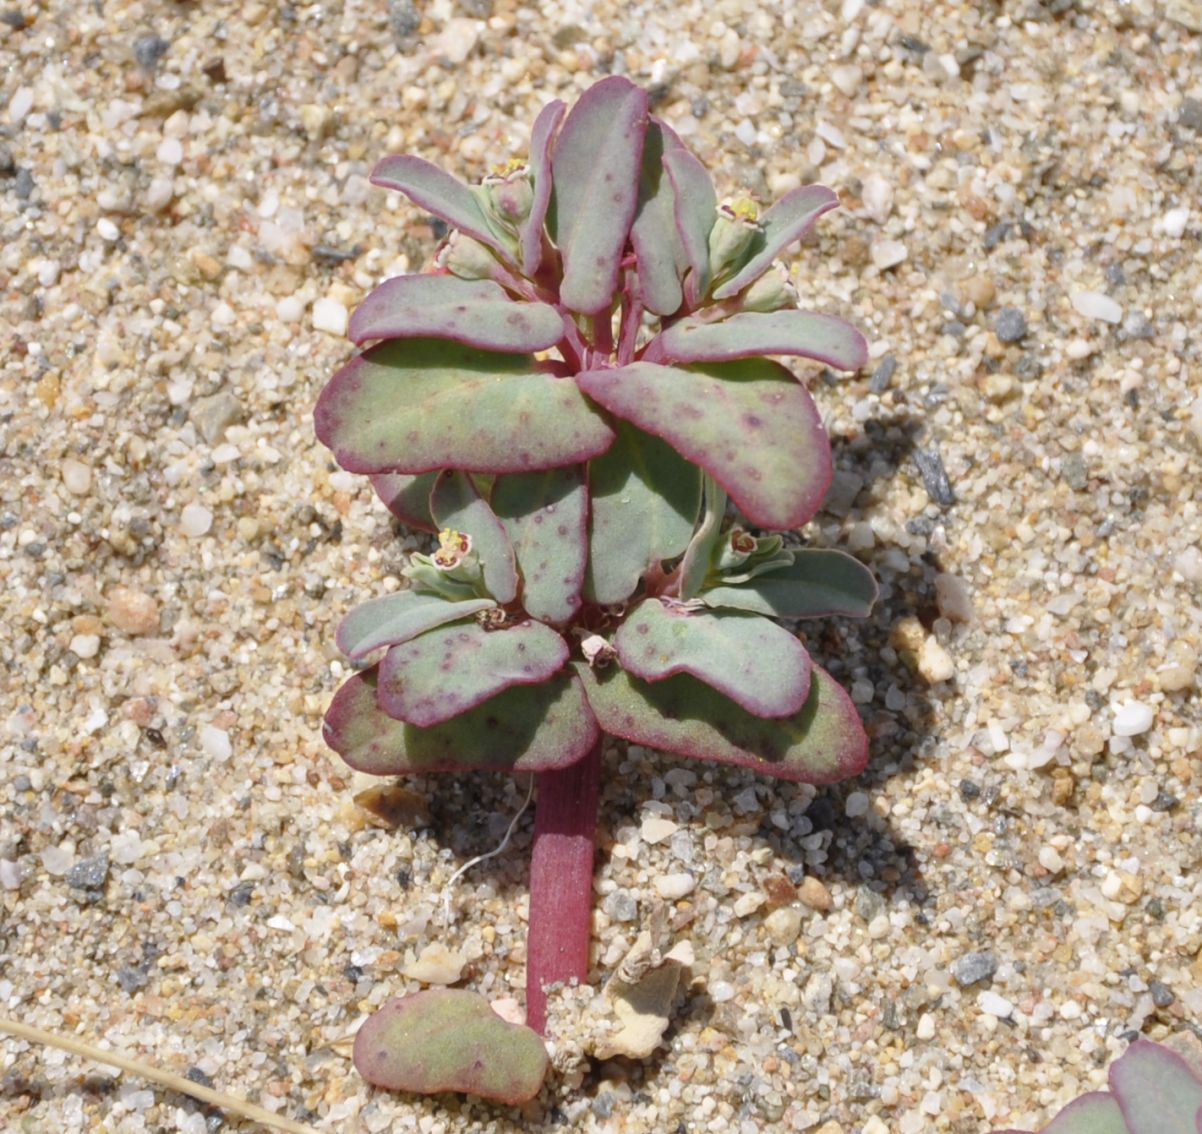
743 413 763 428
557 524 569 536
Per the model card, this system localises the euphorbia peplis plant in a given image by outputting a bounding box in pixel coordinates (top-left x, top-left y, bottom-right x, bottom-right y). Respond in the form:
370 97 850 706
315 77 876 1085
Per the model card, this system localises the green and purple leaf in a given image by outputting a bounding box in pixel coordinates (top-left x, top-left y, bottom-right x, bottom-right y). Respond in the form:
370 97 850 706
315 339 615 475
353 989 549 1104
711 184 840 300
349 275 564 352
576 359 831 529
630 121 688 317
584 420 702 605
325 667 597 775
701 549 878 619
520 99 566 276
575 660 868 784
548 76 648 313
336 590 496 661
492 467 589 624
1110 1040 1202 1134
613 599 811 718
371 155 512 261
429 470 519 604
370 471 440 532
377 620 569 727
648 310 868 371
661 145 716 308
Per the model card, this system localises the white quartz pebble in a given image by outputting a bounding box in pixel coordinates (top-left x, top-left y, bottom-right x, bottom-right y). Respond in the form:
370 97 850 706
1112 701 1154 737
1071 290 1123 324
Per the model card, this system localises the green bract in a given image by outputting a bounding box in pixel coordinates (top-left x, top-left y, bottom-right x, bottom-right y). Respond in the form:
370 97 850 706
314 76 877 1094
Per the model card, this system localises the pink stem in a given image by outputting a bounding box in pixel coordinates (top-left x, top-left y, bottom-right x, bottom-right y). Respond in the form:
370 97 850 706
524 740 603 1034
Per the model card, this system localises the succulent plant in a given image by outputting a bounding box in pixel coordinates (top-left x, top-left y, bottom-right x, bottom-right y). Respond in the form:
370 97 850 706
992 1037 1202 1134
314 76 875 1092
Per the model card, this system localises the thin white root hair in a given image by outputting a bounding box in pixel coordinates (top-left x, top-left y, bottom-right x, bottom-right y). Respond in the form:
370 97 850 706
442 775 535 928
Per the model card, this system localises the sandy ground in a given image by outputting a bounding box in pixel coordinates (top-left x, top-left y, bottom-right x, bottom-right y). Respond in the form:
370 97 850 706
2 1 1201 1131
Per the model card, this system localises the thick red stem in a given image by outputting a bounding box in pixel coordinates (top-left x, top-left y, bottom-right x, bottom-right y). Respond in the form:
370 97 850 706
524 740 603 1034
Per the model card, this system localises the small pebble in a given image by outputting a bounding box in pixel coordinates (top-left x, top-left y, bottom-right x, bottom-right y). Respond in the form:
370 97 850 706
918 637 955 683
763 907 803 946
68 633 101 659
41 844 75 876
107 586 159 634
1071 290 1123 324
313 297 349 336
861 173 893 224
61 458 92 495
1149 980 1175 1008
156 137 183 165
1162 207 1189 239
141 176 174 213
830 64 862 97
710 980 736 1003
961 274 996 309
912 447 955 506
798 876 832 911
869 354 896 393
654 872 696 899
1039 846 1064 873
978 991 1014 1018
180 502 213 537
844 791 869 818
603 889 638 921
934 572 973 623
871 239 907 270
403 943 466 985
994 307 1028 342
641 816 678 844
1111 701 1154 737
134 34 170 69
65 853 110 890
200 724 232 761
952 951 997 987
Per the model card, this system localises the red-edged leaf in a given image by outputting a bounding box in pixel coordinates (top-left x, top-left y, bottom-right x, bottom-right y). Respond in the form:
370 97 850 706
324 667 597 775
701 549 878 619
575 660 868 784
335 590 495 661
429 470 518 604
661 145 716 308
614 599 811 718
712 184 840 300
650 310 867 371
630 121 688 316
548 77 648 313
371 154 511 260
378 620 569 727
520 99 566 276
1111 1040 1202 1134
492 467 589 624
315 339 615 475
576 359 831 529
349 275 564 351
354 990 549 1104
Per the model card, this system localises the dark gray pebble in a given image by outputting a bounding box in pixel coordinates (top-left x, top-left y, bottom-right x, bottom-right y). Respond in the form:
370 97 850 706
913 447 956 506
66 853 110 890
952 951 997 986
994 307 1028 343
869 353 897 393
1149 979 1175 1008
134 34 170 69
